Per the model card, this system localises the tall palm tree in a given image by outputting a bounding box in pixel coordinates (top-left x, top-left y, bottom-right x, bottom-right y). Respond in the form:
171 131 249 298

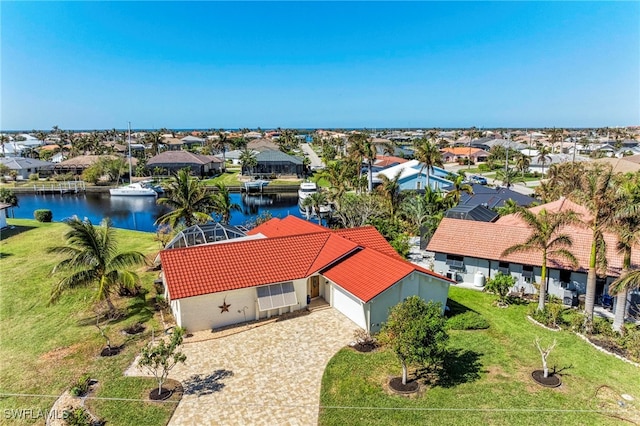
211 183 241 224
156 169 215 228
316 160 356 209
144 130 163 156
496 167 525 188
414 137 443 190
444 175 473 207
0 134 8 157
536 145 552 176
496 198 519 216
239 148 257 176
362 137 377 193
572 164 617 321
516 153 531 177
213 131 228 169
549 128 564 153
48 218 147 316
502 208 579 311
347 133 368 184
608 271 640 325
610 178 640 331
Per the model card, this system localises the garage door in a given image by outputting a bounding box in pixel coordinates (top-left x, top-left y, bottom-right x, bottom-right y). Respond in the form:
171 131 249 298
332 285 366 329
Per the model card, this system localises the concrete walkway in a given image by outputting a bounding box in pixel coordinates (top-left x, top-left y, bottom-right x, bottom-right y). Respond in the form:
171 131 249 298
300 143 324 169
129 308 356 425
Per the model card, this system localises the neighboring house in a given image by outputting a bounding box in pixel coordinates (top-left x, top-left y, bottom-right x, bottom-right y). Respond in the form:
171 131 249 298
250 150 304 177
180 135 205 149
54 155 136 175
159 216 452 333
0 203 11 229
427 197 640 311
246 138 280 152
164 138 185 151
215 149 259 166
529 154 589 175
375 160 452 191
0 157 54 179
592 154 640 174
372 155 409 171
441 147 490 163
147 151 223 176
456 183 538 209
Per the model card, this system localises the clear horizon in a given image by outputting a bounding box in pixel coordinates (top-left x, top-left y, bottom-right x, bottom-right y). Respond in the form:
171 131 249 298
2 2 639 131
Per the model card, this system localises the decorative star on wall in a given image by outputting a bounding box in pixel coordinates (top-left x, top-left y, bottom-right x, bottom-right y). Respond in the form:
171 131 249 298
219 298 231 313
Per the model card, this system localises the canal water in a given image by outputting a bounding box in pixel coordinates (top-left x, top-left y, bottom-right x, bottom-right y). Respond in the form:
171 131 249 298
10 192 305 233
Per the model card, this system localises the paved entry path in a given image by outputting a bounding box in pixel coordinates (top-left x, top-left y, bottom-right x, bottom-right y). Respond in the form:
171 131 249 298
166 308 356 425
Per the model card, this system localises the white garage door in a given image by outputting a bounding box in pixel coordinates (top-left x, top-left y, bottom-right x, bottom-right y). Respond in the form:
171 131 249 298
332 285 366 329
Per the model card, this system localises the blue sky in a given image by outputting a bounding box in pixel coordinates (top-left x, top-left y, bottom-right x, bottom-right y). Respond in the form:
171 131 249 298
1 1 638 130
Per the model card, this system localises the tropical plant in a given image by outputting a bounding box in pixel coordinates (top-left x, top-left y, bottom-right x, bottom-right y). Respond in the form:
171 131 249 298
376 170 403 217
379 297 448 385
156 169 215 228
301 191 328 225
495 167 525 188
534 337 557 378
414 137 443 189
48 217 147 316
484 272 516 305
239 148 257 176
515 153 531 177
333 193 385 228
0 187 18 206
138 327 187 397
502 208 579 311
571 164 617 321
536 145 552 175
211 183 241 224
444 175 473 206
495 199 519 216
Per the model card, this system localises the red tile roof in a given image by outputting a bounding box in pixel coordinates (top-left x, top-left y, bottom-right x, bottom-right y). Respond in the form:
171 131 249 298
162 216 451 300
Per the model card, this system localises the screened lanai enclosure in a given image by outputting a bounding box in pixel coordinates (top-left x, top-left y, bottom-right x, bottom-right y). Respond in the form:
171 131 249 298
247 150 304 177
164 222 249 250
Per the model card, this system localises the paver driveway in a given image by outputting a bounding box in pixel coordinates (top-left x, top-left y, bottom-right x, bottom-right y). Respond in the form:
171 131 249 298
165 308 356 425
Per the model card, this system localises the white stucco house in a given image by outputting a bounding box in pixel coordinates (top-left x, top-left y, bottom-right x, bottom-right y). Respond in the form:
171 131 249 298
0 203 11 230
160 216 452 333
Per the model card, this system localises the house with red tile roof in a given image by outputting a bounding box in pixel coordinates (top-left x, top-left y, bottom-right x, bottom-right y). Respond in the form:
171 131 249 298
440 147 490 163
159 216 452 332
427 197 640 313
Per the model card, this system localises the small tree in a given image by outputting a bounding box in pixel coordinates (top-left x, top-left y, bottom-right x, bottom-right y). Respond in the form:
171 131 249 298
534 337 557 378
138 327 187 397
379 296 448 385
484 272 516 305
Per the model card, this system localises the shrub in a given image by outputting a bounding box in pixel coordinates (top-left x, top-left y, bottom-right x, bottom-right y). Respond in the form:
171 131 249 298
591 317 615 337
447 311 489 330
478 163 491 172
484 272 515 305
620 325 640 362
561 309 585 332
69 373 91 397
34 209 53 222
63 406 101 426
29 173 39 181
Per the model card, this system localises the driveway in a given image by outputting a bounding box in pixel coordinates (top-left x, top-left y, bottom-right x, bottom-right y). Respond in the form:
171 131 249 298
164 308 356 425
300 143 324 169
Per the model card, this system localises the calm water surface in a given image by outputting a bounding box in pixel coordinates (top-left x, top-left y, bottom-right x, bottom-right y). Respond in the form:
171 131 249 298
12 192 305 233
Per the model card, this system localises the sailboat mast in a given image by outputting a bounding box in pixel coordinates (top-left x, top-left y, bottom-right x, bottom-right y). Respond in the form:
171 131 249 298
128 122 133 184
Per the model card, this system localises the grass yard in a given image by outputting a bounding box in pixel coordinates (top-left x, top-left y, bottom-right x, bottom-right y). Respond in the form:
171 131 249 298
319 286 640 425
0 219 176 425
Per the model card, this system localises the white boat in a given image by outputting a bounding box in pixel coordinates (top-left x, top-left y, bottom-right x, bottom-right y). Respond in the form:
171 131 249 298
298 182 331 218
110 182 158 196
110 122 158 197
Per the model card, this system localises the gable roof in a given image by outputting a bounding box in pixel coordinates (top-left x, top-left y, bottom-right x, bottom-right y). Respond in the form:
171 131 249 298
256 150 303 164
162 215 452 301
457 183 537 208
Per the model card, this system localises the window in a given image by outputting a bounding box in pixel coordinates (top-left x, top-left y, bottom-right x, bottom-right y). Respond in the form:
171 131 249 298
446 255 464 271
498 262 510 274
559 270 571 284
416 181 422 190
522 265 534 283
256 282 297 311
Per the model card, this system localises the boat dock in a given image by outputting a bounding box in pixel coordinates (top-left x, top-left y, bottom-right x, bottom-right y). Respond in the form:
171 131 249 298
33 181 86 194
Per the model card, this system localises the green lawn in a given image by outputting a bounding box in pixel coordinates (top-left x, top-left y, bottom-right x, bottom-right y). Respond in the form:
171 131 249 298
202 171 303 187
319 287 640 425
0 220 177 425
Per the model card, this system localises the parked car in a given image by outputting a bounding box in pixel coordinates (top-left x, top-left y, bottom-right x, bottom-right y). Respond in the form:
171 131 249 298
470 175 487 185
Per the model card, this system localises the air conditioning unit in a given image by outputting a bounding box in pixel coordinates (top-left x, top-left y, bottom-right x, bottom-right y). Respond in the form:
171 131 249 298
445 271 454 280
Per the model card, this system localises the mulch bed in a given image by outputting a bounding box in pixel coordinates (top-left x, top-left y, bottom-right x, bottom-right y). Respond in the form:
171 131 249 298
148 379 183 402
531 370 562 388
99 345 123 357
588 337 629 358
388 377 420 394
122 323 145 335
351 342 378 353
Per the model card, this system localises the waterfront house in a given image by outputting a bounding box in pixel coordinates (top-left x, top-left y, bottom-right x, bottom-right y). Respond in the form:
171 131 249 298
147 151 223 177
250 150 304 177
456 183 538 209
0 203 11 229
0 157 54 180
159 216 452 333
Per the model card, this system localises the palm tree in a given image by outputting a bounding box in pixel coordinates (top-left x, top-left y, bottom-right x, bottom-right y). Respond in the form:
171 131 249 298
610 178 640 331
144 130 163 156
211 183 241 224
414 137 443 190
516 153 531 177
239 148 257 176
213 131 228 169
301 191 327 225
363 137 377 193
156 169 215 228
502 208 579 311
376 170 403 217
609 271 640 325
536 146 552 176
0 134 8 157
444 175 473 207
572 164 617 321
48 217 147 316
347 133 368 186
549 128 564 153
316 160 355 209
495 167 525 188
496 198 519 216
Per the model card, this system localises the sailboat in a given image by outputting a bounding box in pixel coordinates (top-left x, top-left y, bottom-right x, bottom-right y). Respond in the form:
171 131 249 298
109 123 157 197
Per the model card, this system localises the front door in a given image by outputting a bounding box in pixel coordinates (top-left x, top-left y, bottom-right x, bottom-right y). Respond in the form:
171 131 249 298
310 276 320 298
